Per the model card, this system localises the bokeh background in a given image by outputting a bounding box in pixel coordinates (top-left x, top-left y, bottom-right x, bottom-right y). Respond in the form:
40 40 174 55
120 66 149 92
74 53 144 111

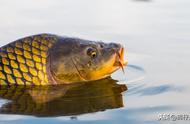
0 0 190 124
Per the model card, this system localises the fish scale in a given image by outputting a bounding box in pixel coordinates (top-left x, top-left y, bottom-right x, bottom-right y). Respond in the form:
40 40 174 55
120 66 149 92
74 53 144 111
0 34 57 86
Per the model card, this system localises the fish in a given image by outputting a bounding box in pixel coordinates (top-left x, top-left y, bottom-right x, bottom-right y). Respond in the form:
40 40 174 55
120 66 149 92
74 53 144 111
0 77 127 117
0 34 128 85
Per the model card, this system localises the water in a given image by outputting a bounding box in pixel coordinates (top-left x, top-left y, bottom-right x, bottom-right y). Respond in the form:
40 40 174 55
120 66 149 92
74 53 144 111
0 0 190 123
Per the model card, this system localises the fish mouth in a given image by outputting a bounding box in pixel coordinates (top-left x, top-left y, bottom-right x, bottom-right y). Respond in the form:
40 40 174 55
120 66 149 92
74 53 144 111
113 47 128 73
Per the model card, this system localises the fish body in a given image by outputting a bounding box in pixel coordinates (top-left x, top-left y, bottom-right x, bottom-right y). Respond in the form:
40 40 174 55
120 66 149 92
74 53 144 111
0 34 57 86
0 34 127 85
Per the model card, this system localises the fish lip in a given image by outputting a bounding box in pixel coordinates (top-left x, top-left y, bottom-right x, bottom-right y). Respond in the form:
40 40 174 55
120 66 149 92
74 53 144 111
119 47 128 65
113 47 128 71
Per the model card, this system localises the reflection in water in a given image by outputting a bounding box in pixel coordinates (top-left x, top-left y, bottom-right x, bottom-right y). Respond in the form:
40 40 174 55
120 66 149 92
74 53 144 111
0 77 127 117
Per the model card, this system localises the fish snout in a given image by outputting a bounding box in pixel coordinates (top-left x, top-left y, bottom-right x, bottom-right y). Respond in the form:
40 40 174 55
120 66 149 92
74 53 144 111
110 43 128 72
108 43 124 59
108 43 122 51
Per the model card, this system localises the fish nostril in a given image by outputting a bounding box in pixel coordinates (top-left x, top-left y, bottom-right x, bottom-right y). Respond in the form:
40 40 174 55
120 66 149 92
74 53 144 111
100 44 104 48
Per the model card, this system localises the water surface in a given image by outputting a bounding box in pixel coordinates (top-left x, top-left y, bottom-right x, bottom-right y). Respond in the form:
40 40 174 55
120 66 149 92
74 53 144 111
0 0 190 123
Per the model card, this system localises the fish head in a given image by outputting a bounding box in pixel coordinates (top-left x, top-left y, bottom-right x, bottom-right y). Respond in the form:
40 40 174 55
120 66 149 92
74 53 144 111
48 37 128 84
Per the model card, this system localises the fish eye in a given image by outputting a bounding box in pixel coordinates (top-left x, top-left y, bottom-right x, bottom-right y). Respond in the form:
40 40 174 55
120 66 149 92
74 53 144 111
91 51 96 58
87 48 97 58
